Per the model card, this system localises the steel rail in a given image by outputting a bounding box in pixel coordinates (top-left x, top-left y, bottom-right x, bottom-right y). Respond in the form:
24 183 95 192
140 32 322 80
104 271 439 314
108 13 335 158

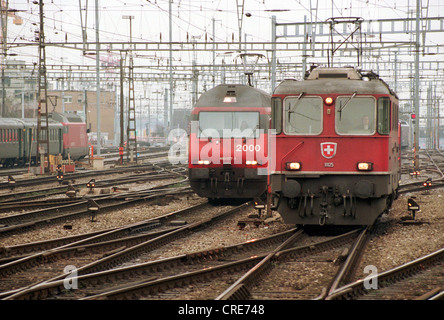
2 202 252 300
0 171 177 209
215 229 305 300
326 247 444 300
0 161 174 191
314 225 372 300
0 180 191 236
0 202 210 263
5 228 297 300
77 228 360 300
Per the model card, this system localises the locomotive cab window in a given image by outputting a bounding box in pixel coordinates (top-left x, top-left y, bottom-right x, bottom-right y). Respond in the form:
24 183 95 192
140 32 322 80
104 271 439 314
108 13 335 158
198 111 260 139
271 97 282 134
335 96 376 135
377 97 390 135
284 96 322 135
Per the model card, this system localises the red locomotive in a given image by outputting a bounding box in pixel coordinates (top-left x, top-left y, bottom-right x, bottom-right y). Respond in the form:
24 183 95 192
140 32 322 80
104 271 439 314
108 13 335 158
188 84 271 201
50 112 89 160
270 66 400 225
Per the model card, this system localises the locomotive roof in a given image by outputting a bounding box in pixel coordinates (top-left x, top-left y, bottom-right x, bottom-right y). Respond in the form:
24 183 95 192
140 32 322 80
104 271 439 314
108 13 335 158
0 117 62 128
274 67 397 98
50 112 84 123
195 84 271 108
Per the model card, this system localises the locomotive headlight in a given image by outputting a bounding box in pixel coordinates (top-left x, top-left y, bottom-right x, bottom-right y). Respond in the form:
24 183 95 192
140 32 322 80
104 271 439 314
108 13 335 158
325 97 334 105
246 160 258 165
223 96 236 103
198 160 211 165
357 162 373 171
286 162 301 171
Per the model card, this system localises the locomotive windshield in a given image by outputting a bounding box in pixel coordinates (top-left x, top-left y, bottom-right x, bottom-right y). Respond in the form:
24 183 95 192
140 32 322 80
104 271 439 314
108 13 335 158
284 96 322 135
335 96 376 135
198 111 260 138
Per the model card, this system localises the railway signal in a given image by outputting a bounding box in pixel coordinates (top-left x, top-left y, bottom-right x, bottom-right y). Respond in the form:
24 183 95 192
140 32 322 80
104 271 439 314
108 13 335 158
409 169 421 179
407 197 420 220
56 164 63 184
8 175 15 190
87 199 100 222
254 198 266 217
86 179 96 192
119 146 124 165
423 178 432 188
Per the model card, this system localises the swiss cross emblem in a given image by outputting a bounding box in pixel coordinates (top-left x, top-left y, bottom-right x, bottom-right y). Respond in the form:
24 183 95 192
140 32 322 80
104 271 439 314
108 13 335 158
321 142 337 159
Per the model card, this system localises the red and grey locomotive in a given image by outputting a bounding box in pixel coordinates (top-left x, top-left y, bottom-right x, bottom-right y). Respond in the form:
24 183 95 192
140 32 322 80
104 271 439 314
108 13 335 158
270 67 400 225
188 84 271 201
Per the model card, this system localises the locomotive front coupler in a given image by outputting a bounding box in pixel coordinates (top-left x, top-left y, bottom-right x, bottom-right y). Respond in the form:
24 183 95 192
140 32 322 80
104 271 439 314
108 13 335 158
319 185 331 225
319 204 329 226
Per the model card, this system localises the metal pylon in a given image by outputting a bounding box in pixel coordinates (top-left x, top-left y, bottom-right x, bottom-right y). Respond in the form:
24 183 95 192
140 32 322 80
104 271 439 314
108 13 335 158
236 0 245 51
126 56 137 162
36 0 50 172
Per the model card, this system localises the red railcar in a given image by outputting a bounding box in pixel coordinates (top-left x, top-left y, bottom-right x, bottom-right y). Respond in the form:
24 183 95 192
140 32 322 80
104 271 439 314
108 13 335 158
50 112 88 160
270 67 400 225
188 84 271 200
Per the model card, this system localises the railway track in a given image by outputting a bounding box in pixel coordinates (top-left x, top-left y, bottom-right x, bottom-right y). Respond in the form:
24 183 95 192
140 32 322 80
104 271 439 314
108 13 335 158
398 149 444 194
73 226 364 300
0 150 441 301
217 227 366 300
1 201 252 299
0 177 190 237
0 147 170 176
0 200 208 264
101 150 169 165
8 227 297 300
326 247 444 300
0 160 180 192
5 200 439 301
0 169 180 209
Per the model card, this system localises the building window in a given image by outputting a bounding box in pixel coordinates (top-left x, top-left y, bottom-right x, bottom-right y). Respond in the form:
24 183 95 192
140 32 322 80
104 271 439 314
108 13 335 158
63 96 73 103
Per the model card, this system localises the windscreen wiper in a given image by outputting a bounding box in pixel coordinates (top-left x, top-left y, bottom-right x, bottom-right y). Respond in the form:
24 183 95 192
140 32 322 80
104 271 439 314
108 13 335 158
338 91 357 120
288 92 305 114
